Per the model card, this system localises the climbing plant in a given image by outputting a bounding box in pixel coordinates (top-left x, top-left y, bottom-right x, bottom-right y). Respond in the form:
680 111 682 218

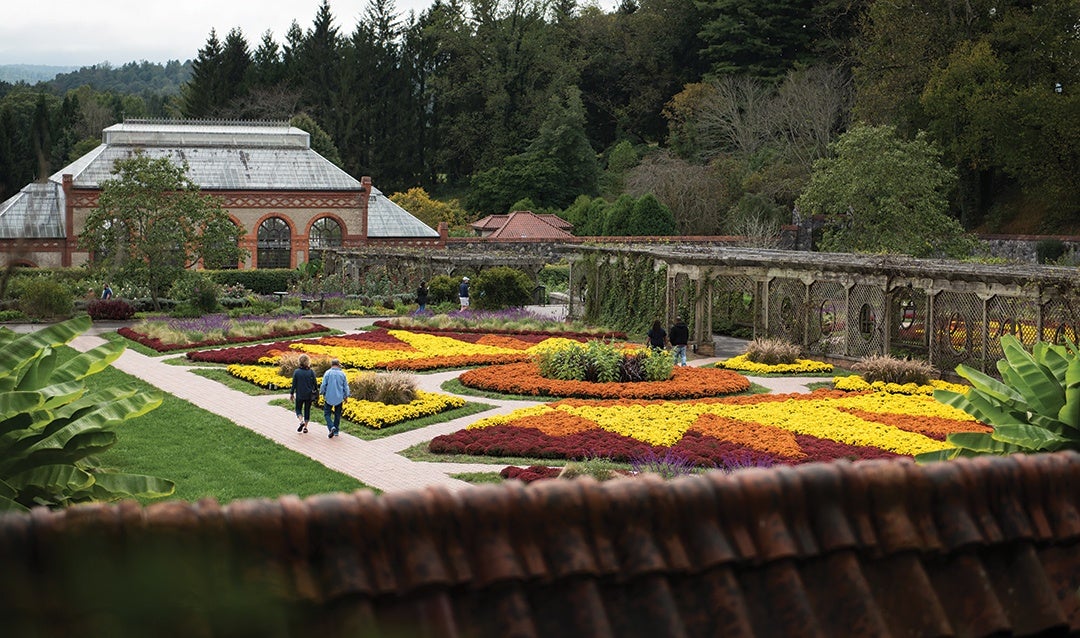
583 252 666 335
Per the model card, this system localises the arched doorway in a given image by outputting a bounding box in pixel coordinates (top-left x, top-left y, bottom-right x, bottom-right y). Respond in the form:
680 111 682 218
257 217 291 269
308 217 342 266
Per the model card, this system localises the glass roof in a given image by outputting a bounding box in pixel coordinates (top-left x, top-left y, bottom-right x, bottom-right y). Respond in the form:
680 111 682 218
0 182 65 239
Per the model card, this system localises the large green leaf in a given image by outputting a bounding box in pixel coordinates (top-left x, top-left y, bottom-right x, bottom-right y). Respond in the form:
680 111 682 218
1036 342 1071 384
15 347 57 393
990 424 1068 451
1059 357 1080 430
1000 335 1065 416
89 472 176 500
24 392 162 453
945 431 1023 454
0 392 46 425
954 363 1023 405
0 494 30 513
6 463 94 494
934 388 1026 427
915 447 982 463
0 317 92 392
52 341 126 384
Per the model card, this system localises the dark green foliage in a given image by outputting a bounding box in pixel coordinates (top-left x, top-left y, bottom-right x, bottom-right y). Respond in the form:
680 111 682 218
583 253 666 335
601 195 635 236
1036 239 1066 264
426 275 459 305
471 267 533 310
205 269 298 295
697 0 818 80
534 339 673 382
18 278 73 319
628 194 677 236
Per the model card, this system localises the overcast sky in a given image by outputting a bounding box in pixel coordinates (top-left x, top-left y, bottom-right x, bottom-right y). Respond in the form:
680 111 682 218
1 0 564 67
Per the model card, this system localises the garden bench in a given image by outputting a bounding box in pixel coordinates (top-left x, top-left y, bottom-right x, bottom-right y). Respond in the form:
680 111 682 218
300 293 326 313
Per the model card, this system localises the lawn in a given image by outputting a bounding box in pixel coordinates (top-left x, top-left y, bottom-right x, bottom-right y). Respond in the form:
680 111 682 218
68 347 373 503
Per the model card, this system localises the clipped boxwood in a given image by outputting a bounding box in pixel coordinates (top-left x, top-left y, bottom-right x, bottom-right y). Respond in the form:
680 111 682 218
472 266 533 310
206 269 299 295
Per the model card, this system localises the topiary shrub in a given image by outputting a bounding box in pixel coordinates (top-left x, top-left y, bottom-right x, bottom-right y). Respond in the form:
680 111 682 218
18 278 74 319
87 299 136 321
853 354 934 385
472 266 533 310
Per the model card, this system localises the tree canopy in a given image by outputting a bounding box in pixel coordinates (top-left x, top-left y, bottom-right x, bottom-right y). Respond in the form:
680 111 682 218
80 154 246 305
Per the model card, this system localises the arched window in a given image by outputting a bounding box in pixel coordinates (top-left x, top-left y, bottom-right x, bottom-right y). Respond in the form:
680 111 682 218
257 217 291 269
308 217 342 265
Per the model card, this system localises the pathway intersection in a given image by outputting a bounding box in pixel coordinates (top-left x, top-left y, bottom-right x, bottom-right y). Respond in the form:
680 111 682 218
53 313 832 493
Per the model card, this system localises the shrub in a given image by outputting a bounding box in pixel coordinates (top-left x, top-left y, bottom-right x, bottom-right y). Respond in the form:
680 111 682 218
0 309 24 321
427 274 459 305
853 354 934 385
1035 238 1066 264
558 457 624 481
18 278 74 319
743 338 802 365
87 299 136 321
206 269 299 295
169 273 221 314
534 340 673 382
471 266 533 310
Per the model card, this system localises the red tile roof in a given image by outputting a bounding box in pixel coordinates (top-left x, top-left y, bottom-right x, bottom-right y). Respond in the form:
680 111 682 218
2 452 1078 636
471 211 574 239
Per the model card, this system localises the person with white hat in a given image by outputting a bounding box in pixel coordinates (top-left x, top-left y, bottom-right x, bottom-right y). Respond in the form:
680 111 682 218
459 276 470 310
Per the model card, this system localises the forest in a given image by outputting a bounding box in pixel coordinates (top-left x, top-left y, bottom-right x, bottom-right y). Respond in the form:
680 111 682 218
1 0 1077 244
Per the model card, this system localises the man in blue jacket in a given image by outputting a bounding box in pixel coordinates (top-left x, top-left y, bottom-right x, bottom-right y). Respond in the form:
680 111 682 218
319 358 350 438
669 316 689 366
458 276 470 310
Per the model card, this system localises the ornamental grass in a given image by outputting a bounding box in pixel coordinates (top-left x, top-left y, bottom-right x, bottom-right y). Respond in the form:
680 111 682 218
458 363 751 399
743 338 802 365
121 319 327 353
428 388 991 467
851 354 935 385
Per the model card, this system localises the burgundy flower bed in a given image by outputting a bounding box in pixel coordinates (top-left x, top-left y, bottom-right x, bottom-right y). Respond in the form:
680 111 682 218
185 330 401 363
430 425 901 468
373 319 625 341
120 323 330 353
499 465 563 483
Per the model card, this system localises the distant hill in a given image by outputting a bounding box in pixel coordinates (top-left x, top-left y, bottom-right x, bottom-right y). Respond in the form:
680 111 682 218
0 64 78 83
49 60 192 95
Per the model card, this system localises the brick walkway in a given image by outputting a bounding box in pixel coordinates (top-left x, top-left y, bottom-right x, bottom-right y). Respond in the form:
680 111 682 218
61 313 831 494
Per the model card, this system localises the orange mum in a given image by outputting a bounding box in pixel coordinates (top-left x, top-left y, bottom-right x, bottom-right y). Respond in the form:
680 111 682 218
692 413 806 459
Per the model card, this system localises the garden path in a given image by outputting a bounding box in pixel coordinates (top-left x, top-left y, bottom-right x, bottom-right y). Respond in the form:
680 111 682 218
53 310 830 493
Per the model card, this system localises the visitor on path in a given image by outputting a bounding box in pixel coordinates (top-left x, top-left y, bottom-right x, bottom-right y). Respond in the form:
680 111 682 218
320 358 350 438
101 283 113 300
647 320 667 350
458 277 470 310
416 281 429 313
669 316 689 366
289 354 318 434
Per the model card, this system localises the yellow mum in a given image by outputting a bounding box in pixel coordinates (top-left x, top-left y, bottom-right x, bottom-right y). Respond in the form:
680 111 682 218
717 354 833 374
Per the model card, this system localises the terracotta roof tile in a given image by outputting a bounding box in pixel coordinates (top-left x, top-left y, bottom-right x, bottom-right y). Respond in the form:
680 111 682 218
470 211 574 239
2 453 1078 636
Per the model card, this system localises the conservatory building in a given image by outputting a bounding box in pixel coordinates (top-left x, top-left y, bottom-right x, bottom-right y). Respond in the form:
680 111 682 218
0 119 440 268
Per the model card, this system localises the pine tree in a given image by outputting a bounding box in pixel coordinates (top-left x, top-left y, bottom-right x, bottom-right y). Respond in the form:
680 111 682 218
181 29 224 118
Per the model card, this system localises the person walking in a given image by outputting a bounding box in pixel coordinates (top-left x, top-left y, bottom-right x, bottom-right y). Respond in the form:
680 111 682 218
319 358 350 438
669 316 689 366
416 281 429 313
101 283 113 300
458 276 470 310
647 320 667 350
289 354 318 434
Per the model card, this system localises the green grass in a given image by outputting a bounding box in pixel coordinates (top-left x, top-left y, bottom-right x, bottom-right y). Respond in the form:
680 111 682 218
68 347 374 502
805 381 834 391
451 471 504 484
266 399 495 440
192 368 283 396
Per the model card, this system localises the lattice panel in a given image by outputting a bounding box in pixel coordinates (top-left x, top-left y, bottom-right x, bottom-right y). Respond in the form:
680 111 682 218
672 273 693 322
986 296 1040 361
846 284 885 358
890 287 929 355
807 281 846 356
932 291 983 371
711 275 756 337
1041 296 1080 345
767 278 806 345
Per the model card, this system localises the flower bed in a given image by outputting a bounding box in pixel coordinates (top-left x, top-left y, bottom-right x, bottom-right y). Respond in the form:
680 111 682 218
188 328 576 371
716 354 833 375
458 362 751 399
833 375 968 395
121 319 327 353
341 391 466 429
373 319 625 340
428 389 991 467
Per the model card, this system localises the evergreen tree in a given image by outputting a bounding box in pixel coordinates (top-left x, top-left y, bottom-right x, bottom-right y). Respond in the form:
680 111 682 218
181 30 224 118
219 28 252 107
251 31 284 87
601 194 635 235
696 0 817 80
628 193 676 235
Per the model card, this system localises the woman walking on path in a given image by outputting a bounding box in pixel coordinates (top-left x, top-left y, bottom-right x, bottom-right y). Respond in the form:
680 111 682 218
647 320 667 350
320 358 350 438
289 354 318 433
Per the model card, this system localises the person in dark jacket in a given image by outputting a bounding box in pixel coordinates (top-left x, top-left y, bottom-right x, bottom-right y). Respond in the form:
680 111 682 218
669 316 689 366
416 281 429 313
458 277 470 310
289 354 318 433
647 321 667 350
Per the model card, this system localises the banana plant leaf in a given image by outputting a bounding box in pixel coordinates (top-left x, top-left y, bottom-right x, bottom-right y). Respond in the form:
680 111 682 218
934 388 1027 427
86 472 176 500
1000 335 1065 416
23 393 162 453
954 363 1024 405
51 341 126 384
0 494 29 513
1059 357 1080 430
0 317 92 392
944 431 1024 454
990 424 1068 451
6 463 94 494
914 447 983 463
1036 342 1071 384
